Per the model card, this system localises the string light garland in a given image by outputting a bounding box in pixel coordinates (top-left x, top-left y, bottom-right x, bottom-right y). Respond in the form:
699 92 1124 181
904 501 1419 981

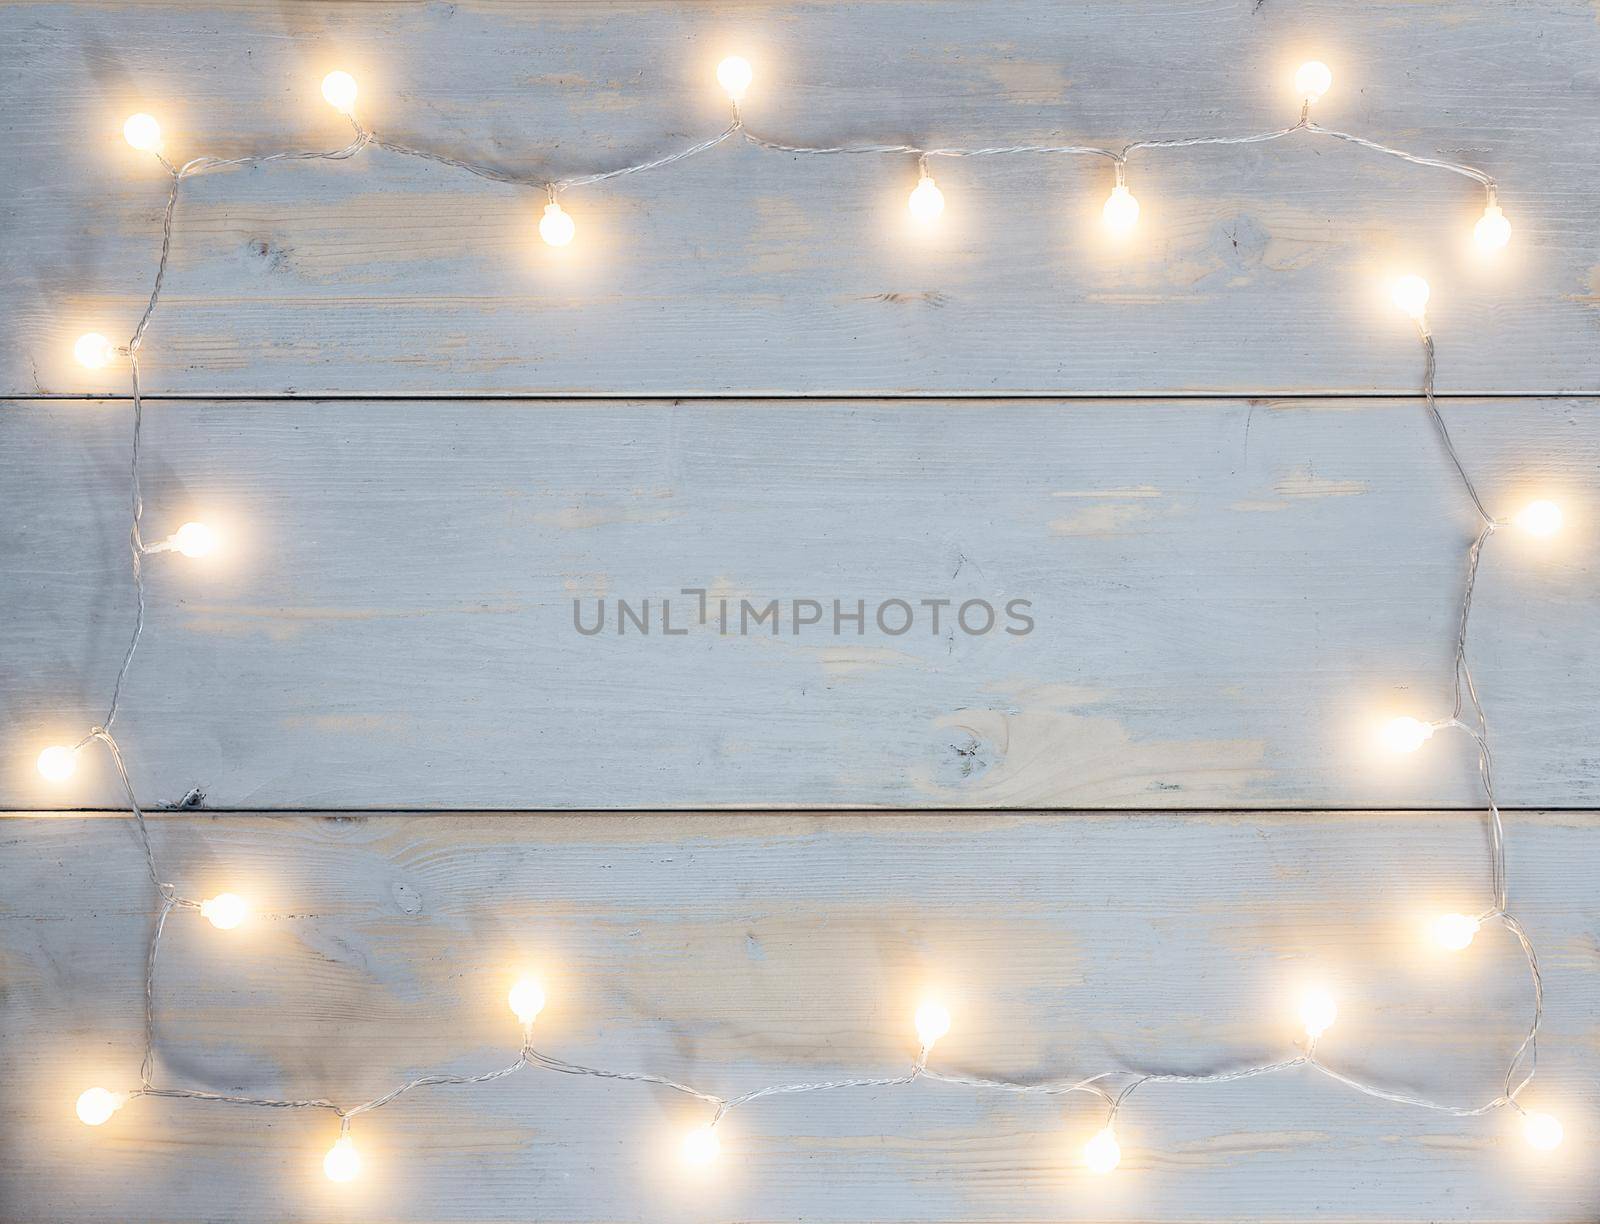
40 52 1573 1196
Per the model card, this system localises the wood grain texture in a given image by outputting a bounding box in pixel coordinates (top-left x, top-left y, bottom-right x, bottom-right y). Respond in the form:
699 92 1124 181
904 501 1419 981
3 4 1598 1220
0 810 1595 1223
2 397 1595 811
5 0 1600 397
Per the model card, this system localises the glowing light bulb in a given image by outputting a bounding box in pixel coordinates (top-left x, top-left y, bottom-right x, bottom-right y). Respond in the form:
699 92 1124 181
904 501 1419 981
1391 274 1430 321
200 893 247 930
1102 183 1140 235
122 113 162 152
716 56 753 102
1300 987 1337 1038
1430 912 1479 951
508 977 546 1025
1524 1111 1564 1151
322 71 359 114
1295 61 1333 104
908 173 945 222
1083 1126 1121 1174
1514 500 1562 537
912 1001 951 1052
1380 716 1435 754
1474 203 1511 251
539 201 575 247
681 1124 721 1166
74 333 117 369
324 1134 362 1182
37 745 77 783
76 1087 124 1126
171 522 217 558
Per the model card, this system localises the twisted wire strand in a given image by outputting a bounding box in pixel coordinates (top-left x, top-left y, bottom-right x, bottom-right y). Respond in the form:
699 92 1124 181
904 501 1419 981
922 1066 1118 1107
1112 1056 1309 1113
526 1048 726 1107
119 103 1500 203
72 91 1542 1161
343 1052 532 1120
714 1069 924 1122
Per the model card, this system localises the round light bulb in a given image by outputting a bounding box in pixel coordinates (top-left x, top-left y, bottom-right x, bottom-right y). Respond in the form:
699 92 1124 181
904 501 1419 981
76 1087 124 1126
321 71 359 115
1514 500 1562 537
1474 203 1511 251
539 201 576 248
1300 987 1337 1038
1380 716 1435 754
122 113 162 152
1294 61 1333 104
1391 274 1431 321
74 333 117 370
1524 1111 1564 1151
908 174 945 222
200 893 248 930
324 1134 362 1182
1102 183 1140 235
914 1001 951 1049
37 745 77 783
1083 1126 1121 1174
681 1124 721 1166
1430 912 1479 951
716 56 753 101
169 521 217 559
508 977 546 1025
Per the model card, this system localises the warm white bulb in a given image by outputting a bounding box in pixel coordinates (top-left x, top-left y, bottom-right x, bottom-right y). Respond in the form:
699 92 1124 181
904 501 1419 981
1380 716 1435 754
76 1087 124 1126
74 333 117 370
716 56 753 101
200 893 248 930
908 174 945 222
1514 500 1562 537
324 1134 362 1182
1294 61 1333 104
539 201 575 247
171 521 217 558
123 113 162 152
1524 1111 1564 1151
321 71 359 114
914 1001 951 1049
1430 912 1479 951
1083 1126 1121 1174
37 745 77 783
508 977 546 1025
1102 183 1140 235
1391 274 1431 321
681 1124 721 1166
1474 203 1511 251
1300 987 1337 1038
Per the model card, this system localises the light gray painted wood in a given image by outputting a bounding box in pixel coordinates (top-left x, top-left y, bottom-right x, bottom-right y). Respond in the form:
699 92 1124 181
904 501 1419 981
4 0 1600 397
1 810 1594 1223
3 397 1595 812
3 4 1596 1219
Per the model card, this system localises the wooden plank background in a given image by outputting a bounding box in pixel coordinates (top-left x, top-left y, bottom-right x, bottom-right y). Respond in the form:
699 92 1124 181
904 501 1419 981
1 812 1597 1223
1 396 1596 811
2 2 1597 1222
4 0 1600 398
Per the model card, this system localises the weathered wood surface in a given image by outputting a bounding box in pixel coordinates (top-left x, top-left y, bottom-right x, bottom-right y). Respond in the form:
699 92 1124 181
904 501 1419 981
3 397 1595 812
1 811 1594 1223
3 3 1598 1220
6 0 1600 398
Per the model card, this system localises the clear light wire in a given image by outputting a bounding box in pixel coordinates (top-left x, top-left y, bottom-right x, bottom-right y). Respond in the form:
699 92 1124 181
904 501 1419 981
68 86 1543 1169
